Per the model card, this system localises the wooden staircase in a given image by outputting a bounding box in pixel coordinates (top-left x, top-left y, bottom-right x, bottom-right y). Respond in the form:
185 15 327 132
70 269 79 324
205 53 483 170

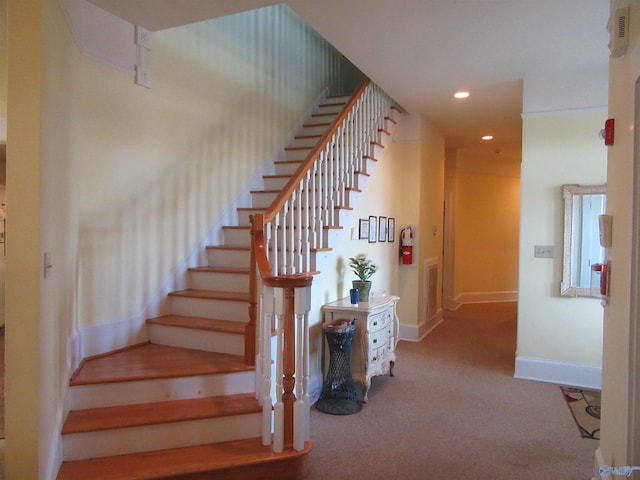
56 95 353 480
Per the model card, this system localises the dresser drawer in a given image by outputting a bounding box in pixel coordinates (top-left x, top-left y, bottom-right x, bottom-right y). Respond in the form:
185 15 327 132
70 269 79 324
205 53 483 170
369 341 392 369
368 309 392 333
368 328 390 352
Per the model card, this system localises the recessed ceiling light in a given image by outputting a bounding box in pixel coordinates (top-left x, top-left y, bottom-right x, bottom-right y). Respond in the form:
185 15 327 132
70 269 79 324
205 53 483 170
454 91 470 99
482 135 494 140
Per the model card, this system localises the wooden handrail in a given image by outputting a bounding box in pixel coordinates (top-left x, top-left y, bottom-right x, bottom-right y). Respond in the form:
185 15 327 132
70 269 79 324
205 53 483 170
262 78 371 224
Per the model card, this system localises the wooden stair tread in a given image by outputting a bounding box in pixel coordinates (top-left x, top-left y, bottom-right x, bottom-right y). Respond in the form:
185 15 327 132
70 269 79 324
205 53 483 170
62 393 260 434
57 437 312 480
274 160 302 165
147 315 247 334
70 343 252 386
168 289 249 302
262 174 292 179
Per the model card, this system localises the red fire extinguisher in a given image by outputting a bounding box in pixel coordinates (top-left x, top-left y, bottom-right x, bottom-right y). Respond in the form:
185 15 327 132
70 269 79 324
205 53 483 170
400 227 413 265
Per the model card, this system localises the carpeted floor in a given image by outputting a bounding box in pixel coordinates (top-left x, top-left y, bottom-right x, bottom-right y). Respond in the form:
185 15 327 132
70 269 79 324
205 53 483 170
307 302 597 480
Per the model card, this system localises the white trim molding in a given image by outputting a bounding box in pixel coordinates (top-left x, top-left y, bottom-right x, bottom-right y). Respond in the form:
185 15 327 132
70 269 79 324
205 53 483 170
398 309 443 342
449 291 518 310
514 355 602 390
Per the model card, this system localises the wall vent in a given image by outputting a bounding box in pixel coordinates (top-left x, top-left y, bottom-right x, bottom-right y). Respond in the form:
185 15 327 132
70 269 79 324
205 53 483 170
424 259 438 322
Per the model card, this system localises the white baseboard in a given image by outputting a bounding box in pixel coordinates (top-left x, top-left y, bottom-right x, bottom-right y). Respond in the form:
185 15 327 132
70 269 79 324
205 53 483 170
448 291 518 310
79 314 149 360
398 310 443 342
514 355 602 390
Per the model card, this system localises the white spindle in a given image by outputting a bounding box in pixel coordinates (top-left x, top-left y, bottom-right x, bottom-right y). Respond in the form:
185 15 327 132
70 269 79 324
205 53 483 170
261 286 274 446
293 285 311 451
272 288 285 453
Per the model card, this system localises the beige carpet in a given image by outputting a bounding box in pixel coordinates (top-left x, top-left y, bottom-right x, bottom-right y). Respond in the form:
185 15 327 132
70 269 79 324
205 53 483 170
307 303 597 480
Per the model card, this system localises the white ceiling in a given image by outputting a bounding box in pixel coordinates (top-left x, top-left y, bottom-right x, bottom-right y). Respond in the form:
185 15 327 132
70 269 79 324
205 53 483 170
26 1 617 156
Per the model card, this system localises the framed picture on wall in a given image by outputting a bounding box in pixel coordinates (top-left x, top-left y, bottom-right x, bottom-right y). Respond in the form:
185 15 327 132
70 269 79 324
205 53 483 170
387 218 395 242
368 216 377 243
359 218 369 240
378 216 387 242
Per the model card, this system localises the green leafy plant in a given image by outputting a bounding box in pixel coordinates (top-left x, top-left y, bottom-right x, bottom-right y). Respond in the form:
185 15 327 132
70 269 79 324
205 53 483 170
348 253 378 282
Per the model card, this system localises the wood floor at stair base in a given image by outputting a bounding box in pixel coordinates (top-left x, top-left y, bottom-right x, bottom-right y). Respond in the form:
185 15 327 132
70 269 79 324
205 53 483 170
57 438 312 480
63 413 262 461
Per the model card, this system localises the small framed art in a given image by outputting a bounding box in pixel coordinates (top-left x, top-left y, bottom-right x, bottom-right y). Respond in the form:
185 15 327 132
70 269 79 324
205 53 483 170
368 216 377 243
378 216 387 242
359 218 369 240
387 218 395 242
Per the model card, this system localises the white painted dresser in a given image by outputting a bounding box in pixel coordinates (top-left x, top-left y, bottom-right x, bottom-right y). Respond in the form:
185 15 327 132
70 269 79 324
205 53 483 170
321 295 399 401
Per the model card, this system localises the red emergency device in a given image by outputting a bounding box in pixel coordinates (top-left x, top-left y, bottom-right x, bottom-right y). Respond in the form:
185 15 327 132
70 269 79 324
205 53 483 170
400 227 413 265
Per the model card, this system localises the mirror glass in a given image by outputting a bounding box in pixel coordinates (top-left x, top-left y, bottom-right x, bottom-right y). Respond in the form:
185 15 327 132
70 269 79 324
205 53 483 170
561 184 606 297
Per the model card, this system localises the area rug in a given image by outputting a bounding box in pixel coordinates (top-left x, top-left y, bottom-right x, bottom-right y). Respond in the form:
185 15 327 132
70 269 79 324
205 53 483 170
561 386 600 440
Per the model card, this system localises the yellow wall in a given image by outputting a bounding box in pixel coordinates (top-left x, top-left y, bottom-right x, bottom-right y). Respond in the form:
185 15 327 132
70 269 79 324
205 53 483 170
517 111 606 371
6 1 42 478
449 153 520 303
0 46 6 114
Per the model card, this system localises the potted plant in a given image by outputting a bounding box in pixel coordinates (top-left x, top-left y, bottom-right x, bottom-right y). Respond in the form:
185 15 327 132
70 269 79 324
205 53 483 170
348 253 377 302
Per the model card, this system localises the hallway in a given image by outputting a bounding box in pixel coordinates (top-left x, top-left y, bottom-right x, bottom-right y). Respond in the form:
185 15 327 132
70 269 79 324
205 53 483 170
307 302 596 479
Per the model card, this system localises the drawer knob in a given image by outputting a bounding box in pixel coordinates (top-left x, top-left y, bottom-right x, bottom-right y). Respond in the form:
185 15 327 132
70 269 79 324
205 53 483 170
373 321 378 326
373 339 377 344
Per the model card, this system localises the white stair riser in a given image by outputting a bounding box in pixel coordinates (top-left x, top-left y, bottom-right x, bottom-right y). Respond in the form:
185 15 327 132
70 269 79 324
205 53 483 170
251 191 278 208
263 176 290 190
236 210 265 227
290 136 320 148
316 104 345 114
305 114 337 126
189 270 249 292
274 161 302 176
149 324 244 355
170 296 247 321
206 248 249 268
285 148 312 162
300 124 329 136
68 371 255 410
62 412 262 461
222 228 250 247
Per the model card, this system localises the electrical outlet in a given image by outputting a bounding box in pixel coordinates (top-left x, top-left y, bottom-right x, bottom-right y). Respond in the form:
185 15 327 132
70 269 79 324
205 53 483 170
534 245 554 258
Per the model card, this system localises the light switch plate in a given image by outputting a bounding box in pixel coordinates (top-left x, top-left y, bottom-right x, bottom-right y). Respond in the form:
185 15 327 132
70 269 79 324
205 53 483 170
534 245 554 258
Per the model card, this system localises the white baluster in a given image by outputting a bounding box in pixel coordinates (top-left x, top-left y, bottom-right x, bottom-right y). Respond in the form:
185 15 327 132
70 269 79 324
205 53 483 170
261 286 275 446
272 287 285 453
293 284 311 451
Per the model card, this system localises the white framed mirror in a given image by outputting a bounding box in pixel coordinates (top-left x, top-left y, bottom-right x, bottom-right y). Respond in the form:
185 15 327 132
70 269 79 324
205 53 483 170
561 184 607 297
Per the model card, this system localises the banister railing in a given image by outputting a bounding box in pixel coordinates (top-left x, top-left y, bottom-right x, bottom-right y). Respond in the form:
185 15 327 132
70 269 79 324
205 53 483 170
248 78 396 452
